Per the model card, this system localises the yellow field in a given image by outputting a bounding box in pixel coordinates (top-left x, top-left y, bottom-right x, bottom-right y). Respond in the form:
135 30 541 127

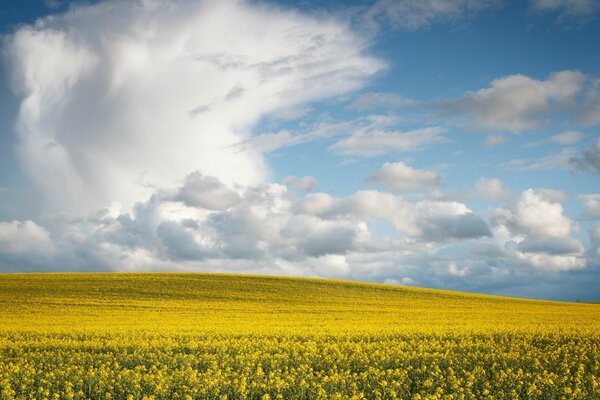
0 273 598 399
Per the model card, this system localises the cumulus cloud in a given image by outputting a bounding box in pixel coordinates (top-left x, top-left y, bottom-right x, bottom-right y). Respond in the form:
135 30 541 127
330 126 447 157
438 70 585 133
0 220 52 253
5 0 382 215
169 172 241 211
365 0 501 31
366 161 441 191
305 190 490 242
493 189 573 238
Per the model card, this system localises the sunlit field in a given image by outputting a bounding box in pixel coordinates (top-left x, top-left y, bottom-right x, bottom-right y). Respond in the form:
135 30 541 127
0 273 598 399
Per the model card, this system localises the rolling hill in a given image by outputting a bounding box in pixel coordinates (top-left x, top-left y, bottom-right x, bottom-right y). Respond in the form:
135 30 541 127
0 273 598 399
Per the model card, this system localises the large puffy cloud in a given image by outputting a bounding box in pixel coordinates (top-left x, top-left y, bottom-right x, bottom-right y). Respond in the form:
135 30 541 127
366 161 441 191
493 189 574 238
298 190 490 242
5 0 382 215
439 70 585 133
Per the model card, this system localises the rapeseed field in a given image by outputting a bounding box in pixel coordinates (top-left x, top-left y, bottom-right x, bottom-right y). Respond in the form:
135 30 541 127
0 273 598 399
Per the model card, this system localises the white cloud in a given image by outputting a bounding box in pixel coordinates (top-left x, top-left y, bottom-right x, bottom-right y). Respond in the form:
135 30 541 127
493 189 573 238
0 220 52 253
365 0 501 31
474 177 511 200
580 194 600 217
309 254 351 278
439 70 585 133
366 161 441 191
5 0 382 216
330 126 447 157
317 191 490 242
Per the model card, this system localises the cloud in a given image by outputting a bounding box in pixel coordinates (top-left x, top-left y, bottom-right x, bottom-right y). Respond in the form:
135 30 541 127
590 222 600 255
0 175 595 297
576 78 600 125
414 200 491 241
438 70 585 133
568 137 600 173
0 220 52 253
169 172 241 211
524 130 583 147
474 177 511 200
492 189 573 238
238 120 360 154
484 134 508 147
312 190 490 242
366 161 441 191
4 0 382 216
502 148 577 171
281 176 317 192
580 194 600 217
364 0 501 31
330 126 447 157
531 0 600 22
517 237 584 256
548 130 584 144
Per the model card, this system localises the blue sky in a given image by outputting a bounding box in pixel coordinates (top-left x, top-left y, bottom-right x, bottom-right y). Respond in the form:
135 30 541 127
0 0 599 301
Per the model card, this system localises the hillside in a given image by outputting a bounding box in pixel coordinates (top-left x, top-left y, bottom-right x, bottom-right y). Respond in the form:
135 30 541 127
1 273 597 335
1 273 599 399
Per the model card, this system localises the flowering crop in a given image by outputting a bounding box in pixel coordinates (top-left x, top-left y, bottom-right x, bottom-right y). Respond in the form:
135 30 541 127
0 273 598 399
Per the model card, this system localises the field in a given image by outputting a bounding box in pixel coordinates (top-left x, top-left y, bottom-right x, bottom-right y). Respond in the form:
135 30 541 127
0 273 599 400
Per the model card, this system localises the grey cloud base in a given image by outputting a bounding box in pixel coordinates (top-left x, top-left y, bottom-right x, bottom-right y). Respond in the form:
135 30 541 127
0 173 593 301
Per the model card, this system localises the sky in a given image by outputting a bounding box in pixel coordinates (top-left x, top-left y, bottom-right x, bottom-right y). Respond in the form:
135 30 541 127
0 0 599 301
